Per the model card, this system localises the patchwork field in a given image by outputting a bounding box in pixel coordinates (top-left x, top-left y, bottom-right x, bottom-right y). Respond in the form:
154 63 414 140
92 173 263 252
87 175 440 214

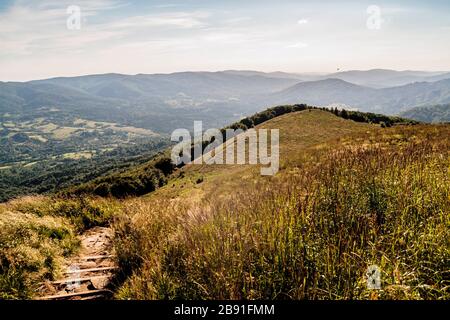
0 111 168 202
0 115 159 165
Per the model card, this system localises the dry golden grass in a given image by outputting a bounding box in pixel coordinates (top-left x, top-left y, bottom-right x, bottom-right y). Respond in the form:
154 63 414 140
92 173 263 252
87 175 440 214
0 200 79 299
112 111 449 300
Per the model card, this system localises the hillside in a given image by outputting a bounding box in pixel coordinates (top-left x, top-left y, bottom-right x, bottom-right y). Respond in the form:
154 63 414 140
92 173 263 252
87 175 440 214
400 104 450 123
0 71 301 202
63 106 415 199
2 108 447 300
113 110 450 300
141 110 373 204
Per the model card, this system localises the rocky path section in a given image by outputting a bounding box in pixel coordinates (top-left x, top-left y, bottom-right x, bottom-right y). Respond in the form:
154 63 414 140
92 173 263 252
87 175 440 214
38 227 117 300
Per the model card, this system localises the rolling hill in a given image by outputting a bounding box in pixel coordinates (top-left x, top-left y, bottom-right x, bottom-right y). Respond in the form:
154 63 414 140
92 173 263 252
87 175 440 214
272 78 375 107
2 69 450 135
97 109 450 300
272 78 450 114
2 107 447 300
225 69 450 88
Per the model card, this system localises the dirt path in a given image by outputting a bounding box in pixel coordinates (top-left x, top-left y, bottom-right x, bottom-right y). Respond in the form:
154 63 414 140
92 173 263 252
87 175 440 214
38 226 117 300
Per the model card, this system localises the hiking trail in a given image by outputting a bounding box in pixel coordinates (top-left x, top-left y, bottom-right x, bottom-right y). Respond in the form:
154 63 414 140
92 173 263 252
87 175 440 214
38 226 117 300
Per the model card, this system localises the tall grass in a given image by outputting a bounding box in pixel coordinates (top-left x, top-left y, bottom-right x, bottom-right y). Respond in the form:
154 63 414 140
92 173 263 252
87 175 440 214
0 196 121 299
114 125 449 300
10 196 118 232
0 208 78 299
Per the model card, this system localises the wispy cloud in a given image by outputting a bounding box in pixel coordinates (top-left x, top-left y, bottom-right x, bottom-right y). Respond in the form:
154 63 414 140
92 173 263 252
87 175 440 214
286 42 308 49
1 0 449 80
0 0 124 52
0 0 210 57
108 11 210 29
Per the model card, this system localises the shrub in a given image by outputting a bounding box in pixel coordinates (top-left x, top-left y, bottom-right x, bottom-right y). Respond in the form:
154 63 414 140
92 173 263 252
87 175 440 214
11 197 117 232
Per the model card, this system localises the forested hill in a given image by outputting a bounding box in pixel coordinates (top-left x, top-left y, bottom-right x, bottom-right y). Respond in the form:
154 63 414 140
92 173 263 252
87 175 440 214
400 104 450 123
63 105 417 199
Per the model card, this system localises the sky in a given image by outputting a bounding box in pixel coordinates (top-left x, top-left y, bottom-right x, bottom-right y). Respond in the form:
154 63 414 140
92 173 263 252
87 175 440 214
0 0 449 81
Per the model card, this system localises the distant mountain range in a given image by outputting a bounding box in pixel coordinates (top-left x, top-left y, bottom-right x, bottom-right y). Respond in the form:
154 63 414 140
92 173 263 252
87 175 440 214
272 78 450 114
318 69 450 88
225 68 450 88
400 104 450 123
1 69 450 134
0 72 299 132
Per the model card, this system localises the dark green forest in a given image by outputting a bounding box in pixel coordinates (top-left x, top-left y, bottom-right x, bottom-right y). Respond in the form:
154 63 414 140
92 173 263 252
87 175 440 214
0 139 170 202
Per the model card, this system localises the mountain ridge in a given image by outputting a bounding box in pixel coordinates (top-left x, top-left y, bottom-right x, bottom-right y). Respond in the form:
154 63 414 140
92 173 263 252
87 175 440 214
273 78 450 113
400 103 450 123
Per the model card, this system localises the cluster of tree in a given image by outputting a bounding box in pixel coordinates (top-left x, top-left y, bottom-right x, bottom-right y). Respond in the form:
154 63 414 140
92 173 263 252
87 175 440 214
226 104 417 131
330 108 418 127
62 155 176 198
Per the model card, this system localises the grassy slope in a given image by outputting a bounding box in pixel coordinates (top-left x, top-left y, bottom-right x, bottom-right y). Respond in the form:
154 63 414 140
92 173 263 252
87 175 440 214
147 110 370 203
62 105 415 200
113 110 449 300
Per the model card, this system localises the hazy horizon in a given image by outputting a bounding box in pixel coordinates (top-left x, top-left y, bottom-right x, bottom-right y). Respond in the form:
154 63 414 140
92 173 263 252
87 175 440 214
1 0 450 81
2 68 450 83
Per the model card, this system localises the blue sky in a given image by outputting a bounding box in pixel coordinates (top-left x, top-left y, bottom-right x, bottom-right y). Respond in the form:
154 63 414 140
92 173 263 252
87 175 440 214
0 0 449 81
